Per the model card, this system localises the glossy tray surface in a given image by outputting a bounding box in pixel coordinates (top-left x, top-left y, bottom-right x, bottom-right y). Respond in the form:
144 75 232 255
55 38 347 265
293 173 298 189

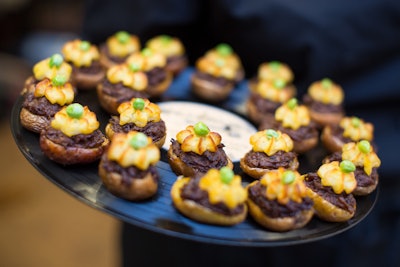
11 69 377 246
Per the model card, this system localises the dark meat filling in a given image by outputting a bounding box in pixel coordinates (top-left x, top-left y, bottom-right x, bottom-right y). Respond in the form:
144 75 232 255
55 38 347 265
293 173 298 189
248 182 313 218
280 124 318 142
100 79 149 103
243 150 298 169
193 71 235 88
304 172 356 213
108 116 166 143
44 127 106 148
323 151 342 163
22 93 62 118
323 152 378 187
303 94 344 114
167 55 186 67
260 119 318 142
354 167 378 187
180 177 245 216
249 91 281 114
100 155 159 186
100 44 127 64
171 139 229 173
146 67 168 87
326 125 379 154
328 125 353 144
167 55 185 65
70 60 104 75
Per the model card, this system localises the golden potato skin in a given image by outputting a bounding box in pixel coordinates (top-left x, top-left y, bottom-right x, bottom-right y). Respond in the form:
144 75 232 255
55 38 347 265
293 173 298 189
170 177 247 226
98 160 158 201
191 74 234 102
247 197 314 232
240 156 299 180
167 146 233 177
71 67 106 90
20 107 50 133
39 132 109 165
304 186 356 222
321 125 344 153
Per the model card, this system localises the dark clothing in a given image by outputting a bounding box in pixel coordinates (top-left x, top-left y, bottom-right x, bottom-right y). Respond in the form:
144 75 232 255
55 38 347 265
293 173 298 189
82 1 400 266
83 0 400 175
83 0 400 95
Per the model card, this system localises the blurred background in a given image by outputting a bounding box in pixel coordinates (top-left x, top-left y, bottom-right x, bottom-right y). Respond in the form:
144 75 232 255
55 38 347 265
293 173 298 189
0 0 120 266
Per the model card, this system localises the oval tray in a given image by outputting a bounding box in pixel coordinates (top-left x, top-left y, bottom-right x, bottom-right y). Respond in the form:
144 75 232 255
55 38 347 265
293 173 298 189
10 69 377 247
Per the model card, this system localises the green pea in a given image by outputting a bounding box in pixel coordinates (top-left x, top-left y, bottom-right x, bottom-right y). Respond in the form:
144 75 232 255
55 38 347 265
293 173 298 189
358 140 371 154
142 48 152 57
340 160 356 173
273 79 286 89
79 41 91 51
321 78 332 89
282 170 295 184
160 35 172 44
129 132 149 149
66 103 84 119
351 117 361 128
220 166 234 184
129 62 141 72
287 98 298 110
269 61 281 71
133 98 145 110
49 53 63 68
51 75 67 86
194 122 209 136
266 129 279 139
216 43 232 56
116 31 130 44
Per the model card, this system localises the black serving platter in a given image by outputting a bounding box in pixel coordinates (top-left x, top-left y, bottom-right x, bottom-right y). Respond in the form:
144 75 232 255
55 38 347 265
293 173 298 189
11 68 377 247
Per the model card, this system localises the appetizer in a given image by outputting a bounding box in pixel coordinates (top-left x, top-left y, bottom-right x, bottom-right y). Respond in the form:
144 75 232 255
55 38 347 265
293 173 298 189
99 31 141 68
303 78 345 127
259 98 319 153
240 129 299 179
323 140 381 195
246 78 296 125
99 131 160 201
248 60 294 92
167 122 233 177
97 62 149 114
247 168 314 231
126 48 172 98
39 103 109 165
304 160 357 222
20 75 75 133
61 39 105 89
171 167 248 225
321 116 374 153
191 43 244 102
145 34 188 76
23 53 72 94
105 97 166 148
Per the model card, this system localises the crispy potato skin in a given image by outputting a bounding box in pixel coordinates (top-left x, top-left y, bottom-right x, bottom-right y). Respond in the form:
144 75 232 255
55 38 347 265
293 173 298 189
20 107 50 133
167 146 233 177
171 177 247 225
98 161 158 201
304 186 355 222
39 133 109 165
191 74 234 102
247 197 314 232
